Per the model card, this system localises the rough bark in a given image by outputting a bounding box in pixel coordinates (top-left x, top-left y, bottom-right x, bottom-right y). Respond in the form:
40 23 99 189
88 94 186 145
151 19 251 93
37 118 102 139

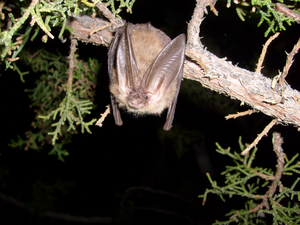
68 2 300 129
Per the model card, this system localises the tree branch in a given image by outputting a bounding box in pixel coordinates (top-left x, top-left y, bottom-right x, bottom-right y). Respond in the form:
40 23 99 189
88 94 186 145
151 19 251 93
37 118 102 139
225 109 257 120
275 3 300 24
268 132 285 197
67 37 77 93
256 32 280 74
183 43 300 128
91 0 123 28
67 16 114 47
281 36 300 81
248 132 285 213
241 119 277 155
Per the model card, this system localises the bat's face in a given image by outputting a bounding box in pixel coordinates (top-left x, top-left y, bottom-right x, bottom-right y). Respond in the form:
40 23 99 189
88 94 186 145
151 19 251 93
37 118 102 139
108 23 186 130
127 89 148 109
127 90 149 109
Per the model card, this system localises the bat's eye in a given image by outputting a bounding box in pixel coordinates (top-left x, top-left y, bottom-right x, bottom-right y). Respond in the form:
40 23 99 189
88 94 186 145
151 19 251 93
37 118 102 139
145 96 148 100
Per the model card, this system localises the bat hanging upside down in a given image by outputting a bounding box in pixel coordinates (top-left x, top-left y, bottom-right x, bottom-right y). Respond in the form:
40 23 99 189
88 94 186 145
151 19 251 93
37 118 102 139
108 22 186 131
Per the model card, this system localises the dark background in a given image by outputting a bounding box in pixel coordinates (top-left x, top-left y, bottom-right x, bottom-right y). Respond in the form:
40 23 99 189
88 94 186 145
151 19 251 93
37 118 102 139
1 0 300 224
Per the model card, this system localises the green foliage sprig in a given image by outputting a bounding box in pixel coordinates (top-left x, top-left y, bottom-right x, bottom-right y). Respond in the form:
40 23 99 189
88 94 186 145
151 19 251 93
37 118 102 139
0 0 134 70
226 0 300 36
39 88 96 146
102 0 136 16
199 135 300 224
9 48 100 160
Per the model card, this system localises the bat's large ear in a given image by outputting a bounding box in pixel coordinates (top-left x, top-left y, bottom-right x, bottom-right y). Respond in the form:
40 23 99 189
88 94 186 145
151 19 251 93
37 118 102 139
107 23 141 127
107 25 124 84
107 25 127 127
142 34 186 130
142 34 186 103
115 24 140 93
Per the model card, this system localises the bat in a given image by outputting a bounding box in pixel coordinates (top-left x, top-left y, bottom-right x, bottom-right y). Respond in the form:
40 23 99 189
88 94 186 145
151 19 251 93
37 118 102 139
108 22 186 130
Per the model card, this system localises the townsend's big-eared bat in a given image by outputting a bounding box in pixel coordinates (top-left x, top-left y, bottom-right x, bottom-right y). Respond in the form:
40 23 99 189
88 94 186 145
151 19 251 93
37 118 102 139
108 23 186 130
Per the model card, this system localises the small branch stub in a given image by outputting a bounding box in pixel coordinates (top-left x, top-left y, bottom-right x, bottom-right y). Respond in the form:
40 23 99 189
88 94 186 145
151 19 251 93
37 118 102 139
241 119 277 155
95 105 111 127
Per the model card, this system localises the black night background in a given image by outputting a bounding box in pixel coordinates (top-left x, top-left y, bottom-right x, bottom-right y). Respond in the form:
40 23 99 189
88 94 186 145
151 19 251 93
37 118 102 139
1 0 300 224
